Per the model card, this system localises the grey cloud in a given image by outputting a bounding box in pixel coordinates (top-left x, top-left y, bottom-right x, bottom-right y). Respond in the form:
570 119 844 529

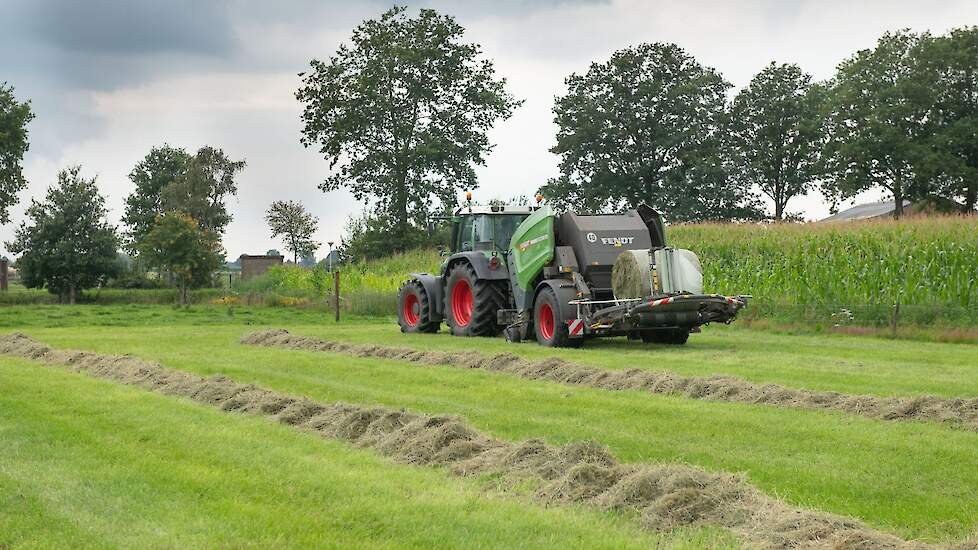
22 0 235 56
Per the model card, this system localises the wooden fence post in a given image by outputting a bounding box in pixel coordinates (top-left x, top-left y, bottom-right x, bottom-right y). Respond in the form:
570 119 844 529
891 300 900 338
334 270 340 323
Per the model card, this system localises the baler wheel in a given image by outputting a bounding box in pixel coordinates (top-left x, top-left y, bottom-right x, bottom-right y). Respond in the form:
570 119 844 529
533 287 580 348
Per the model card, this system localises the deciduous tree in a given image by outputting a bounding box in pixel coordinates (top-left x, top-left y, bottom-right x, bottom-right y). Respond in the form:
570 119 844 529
137 211 223 305
820 31 938 218
5 166 119 303
924 27 978 212
296 6 520 250
265 200 320 264
123 145 192 248
161 146 245 234
729 63 822 219
540 42 760 221
0 83 35 225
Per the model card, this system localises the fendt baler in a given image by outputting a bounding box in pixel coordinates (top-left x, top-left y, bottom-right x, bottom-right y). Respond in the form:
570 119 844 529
398 198 747 347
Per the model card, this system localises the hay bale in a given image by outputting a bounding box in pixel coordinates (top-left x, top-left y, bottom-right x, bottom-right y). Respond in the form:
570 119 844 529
612 249 653 299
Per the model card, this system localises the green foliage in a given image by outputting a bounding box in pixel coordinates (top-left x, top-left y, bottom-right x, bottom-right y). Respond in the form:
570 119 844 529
296 6 520 250
729 62 822 219
340 208 446 261
923 26 978 211
5 166 119 303
0 83 35 225
820 31 940 217
136 212 224 304
670 217 978 315
159 146 246 234
122 145 192 249
265 200 320 263
541 42 761 222
124 145 245 259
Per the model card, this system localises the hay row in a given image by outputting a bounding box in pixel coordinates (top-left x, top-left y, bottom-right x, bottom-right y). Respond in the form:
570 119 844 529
241 330 978 433
0 332 946 549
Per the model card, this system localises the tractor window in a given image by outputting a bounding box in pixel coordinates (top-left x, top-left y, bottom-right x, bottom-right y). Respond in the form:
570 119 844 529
458 216 475 251
493 215 528 252
473 216 494 249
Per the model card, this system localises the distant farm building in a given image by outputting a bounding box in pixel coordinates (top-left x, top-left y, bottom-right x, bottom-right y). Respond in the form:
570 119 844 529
820 199 912 222
239 254 284 280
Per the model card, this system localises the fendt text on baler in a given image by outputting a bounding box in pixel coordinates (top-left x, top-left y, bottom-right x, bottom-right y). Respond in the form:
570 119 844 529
397 196 748 347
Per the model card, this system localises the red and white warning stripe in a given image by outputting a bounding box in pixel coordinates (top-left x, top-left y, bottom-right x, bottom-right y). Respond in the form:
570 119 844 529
567 318 584 337
647 296 673 307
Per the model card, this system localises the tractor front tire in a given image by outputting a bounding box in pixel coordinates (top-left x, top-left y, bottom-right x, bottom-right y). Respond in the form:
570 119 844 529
398 280 439 333
533 287 580 348
444 262 506 337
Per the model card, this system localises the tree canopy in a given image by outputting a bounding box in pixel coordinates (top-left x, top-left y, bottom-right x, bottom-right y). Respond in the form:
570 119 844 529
0 83 35 225
820 31 939 218
540 42 760 222
136 211 223 305
124 145 245 251
123 145 193 248
296 6 520 250
922 26 978 212
265 200 320 264
5 166 119 303
729 62 822 219
160 146 245 234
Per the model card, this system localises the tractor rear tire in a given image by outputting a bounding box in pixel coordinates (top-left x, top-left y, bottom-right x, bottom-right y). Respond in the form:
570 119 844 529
398 280 439 333
534 287 581 348
444 262 506 337
641 329 690 345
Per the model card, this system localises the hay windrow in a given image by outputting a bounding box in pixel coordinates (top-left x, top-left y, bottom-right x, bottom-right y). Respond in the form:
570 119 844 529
241 329 978 432
0 332 947 549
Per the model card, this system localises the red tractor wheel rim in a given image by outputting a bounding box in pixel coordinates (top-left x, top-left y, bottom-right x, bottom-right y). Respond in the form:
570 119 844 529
451 279 473 327
403 293 420 326
538 302 555 340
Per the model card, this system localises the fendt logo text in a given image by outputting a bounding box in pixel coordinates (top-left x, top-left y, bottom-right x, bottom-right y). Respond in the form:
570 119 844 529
600 236 635 246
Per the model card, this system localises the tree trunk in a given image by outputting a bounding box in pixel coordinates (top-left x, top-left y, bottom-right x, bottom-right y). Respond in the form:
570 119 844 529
965 177 977 213
179 282 188 306
69 283 76 305
893 190 904 219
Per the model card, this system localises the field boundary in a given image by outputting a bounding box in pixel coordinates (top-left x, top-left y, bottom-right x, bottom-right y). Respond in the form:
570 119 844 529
0 332 933 549
242 329 978 432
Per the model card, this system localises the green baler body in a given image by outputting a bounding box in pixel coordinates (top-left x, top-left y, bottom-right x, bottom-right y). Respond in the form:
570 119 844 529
508 206 555 291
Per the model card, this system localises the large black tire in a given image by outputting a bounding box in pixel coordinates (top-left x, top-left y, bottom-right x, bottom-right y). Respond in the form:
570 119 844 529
533 287 580 348
641 328 690 345
398 280 439 333
444 262 507 337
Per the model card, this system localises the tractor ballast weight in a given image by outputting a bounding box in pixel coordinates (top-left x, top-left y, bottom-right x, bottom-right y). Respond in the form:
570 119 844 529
398 201 747 347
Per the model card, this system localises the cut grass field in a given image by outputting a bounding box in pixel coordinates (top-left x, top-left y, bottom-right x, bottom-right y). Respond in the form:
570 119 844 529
3 306 978 545
0 355 729 549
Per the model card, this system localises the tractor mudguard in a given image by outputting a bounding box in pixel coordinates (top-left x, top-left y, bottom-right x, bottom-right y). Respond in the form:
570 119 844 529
409 273 445 320
535 279 580 326
445 252 510 281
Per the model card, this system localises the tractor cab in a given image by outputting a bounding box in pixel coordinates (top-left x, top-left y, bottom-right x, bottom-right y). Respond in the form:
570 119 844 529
449 205 535 255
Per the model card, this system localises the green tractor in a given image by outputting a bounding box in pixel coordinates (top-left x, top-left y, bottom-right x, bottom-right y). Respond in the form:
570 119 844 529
398 199 747 347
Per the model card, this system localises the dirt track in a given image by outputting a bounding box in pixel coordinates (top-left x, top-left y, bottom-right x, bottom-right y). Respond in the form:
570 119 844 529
241 329 978 432
1 331 958 549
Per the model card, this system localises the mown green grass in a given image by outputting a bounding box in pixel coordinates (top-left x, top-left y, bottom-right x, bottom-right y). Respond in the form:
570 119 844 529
8 305 975 398
15 321 978 543
0 356 733 549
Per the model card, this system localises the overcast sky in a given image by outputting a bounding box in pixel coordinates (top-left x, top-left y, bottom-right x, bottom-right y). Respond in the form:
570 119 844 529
2 0 976 260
